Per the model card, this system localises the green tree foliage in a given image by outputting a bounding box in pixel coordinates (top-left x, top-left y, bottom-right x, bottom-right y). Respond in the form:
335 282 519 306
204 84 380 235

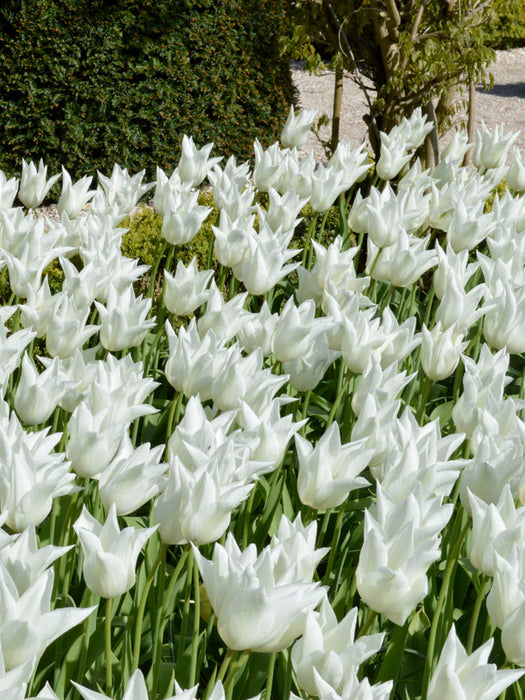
0 0 295 179
283 0 515 157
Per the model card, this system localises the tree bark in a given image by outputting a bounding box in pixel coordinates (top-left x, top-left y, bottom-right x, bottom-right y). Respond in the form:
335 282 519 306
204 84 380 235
330 66 344 153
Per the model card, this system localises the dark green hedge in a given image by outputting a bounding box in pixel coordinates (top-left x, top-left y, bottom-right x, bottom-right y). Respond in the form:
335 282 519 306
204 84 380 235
0 0 296 178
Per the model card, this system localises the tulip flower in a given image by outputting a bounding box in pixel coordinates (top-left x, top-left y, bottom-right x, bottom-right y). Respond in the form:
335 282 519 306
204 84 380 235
57 168 95 219
95 283 155 352
14 354 77 425
161 189 212 246
292 597 384 696
154 456 253 546
253 139 284 192
18 159 61 209
74 504 158 599
0 171 18 210
197 284 248 342
280 106 317 149
356 484 451 625
376 131 411 181
73 668 198 700
178 134 222 187
272 298 332 363
295 424 371 510
421 322 467 381
163 258 214 316
97 164 154 218
472 122 519 170
194 516 326 652
0 415 77 531
97 435 165 515
506 147 525 192
428 625 525 699
66 403 129 478
0 564 95 671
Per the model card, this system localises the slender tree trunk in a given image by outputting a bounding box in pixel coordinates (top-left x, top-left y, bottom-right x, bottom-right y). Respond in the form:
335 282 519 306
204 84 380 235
330 66 344 153
463 79 476 165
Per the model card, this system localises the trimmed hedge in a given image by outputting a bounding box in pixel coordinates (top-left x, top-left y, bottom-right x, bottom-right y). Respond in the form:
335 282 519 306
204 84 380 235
0 0 296 178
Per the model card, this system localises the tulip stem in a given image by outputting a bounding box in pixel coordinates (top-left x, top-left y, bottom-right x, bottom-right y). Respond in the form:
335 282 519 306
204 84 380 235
323 502 347 585
327 374 353 427
358 608 378 638
149 545 190 695
416 374 433 424
105 597 113 695
422 517 471 698
132 541 168 672
165 391 184 458
189 551 201 685
265 652 277 700
466 574 488 654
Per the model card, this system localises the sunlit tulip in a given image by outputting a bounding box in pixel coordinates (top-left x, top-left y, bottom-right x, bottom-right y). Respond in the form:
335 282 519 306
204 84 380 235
97 435 165 515
66 403 128 478
272 298 331 363
351 354 414 417
45 293 99 358
14 354 76 425
74 504 157 599
280 106 317 149
0 522 71 595
73 668 197 700
376 131 411 180
253 139 283 192
161 189 212 246
95 283 155 352
472 122 519 170
0 564 95 670
0 171 18 210
97 164 154 218
428 625 524 699
312 668 393 700
18 159 60 210
295 424 371 510
178 135 222 187
194 517 326 652
58 168 95 219
292 597 384 696
356 484 451 625
468 485 525 577
163 258 213 316
421 321 467 381
0 416 77 531
154 456 253 546
506 147 525 192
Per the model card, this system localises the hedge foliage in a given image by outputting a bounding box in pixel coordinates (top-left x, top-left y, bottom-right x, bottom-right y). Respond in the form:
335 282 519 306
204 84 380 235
0 0 295 179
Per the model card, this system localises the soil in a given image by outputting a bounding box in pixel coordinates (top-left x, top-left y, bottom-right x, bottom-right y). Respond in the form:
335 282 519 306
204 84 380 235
290 47 525 161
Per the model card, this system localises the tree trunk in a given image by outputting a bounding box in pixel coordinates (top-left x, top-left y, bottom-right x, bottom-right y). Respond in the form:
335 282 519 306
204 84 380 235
463 80 476 165
330 66 344 153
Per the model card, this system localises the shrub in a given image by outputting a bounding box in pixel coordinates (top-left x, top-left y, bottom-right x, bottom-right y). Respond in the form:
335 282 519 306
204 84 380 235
0 0 295 179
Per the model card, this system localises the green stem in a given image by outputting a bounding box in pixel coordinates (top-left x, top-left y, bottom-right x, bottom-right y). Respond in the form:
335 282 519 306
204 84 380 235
358 608 378 638
323 503 347 586
265 652 277 700
327 374 353 427
302 212 319 268
189 551 201 686
105 597 114 695
149 546 190 694
416 374 433 424
165 391 184 459
422 518 471 699
132 542 168 672
466 575 489 654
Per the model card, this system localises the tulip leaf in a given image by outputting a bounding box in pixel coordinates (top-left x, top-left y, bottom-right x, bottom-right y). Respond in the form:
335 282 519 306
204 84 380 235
429 400 454 429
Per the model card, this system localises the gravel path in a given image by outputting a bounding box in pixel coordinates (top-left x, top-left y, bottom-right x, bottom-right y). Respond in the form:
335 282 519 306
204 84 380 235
291 47 525 160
